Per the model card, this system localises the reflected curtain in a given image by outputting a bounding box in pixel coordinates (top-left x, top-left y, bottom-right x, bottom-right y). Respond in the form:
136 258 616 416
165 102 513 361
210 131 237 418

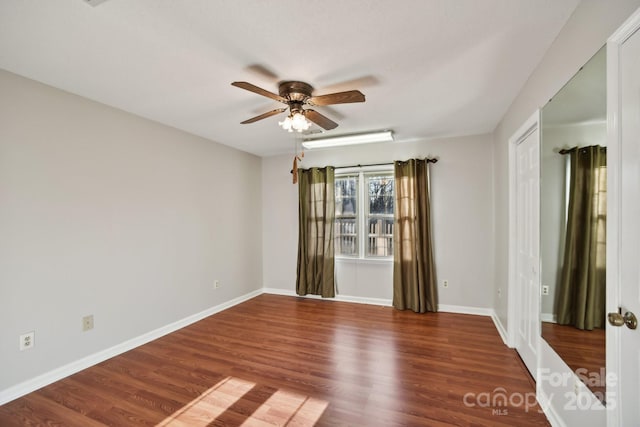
393 159 438 312
556 146 606 330
296 167 336 297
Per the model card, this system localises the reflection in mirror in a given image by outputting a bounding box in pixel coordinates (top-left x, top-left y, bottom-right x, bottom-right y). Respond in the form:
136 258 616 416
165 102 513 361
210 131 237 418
540 46 606 402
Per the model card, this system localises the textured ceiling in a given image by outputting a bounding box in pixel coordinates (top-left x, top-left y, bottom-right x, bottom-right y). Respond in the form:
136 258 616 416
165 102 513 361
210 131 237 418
0 0 580 156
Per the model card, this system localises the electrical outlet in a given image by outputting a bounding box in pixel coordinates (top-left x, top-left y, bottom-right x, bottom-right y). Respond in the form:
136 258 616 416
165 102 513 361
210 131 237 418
542 285 550 296
497 288 502 298
443 280 449 288
82 315 94 332
19 331 35 351
214 280 221 289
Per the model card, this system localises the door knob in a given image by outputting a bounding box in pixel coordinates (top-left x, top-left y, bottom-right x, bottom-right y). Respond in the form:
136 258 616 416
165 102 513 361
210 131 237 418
608 312 625 327
608 311 637 329
624 311 638 329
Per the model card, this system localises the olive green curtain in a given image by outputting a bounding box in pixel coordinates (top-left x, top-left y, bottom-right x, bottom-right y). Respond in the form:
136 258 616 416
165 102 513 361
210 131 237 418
296 167 336 297
556 146 606 330
393 159 438 312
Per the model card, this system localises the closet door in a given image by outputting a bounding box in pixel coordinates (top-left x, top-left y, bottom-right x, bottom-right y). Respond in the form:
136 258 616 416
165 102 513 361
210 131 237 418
607 10 640 425
512 116 540 377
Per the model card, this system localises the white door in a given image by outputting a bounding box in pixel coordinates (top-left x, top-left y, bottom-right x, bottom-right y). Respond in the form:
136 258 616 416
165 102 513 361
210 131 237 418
515 123 540 377
607 9 640 426
610 18 640 426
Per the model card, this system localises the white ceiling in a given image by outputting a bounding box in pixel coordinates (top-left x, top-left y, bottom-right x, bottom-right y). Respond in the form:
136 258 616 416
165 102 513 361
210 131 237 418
0 0 580 156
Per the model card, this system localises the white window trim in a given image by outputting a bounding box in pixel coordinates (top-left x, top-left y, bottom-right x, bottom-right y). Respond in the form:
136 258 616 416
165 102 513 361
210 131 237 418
335 256 393 265
335 165 394 261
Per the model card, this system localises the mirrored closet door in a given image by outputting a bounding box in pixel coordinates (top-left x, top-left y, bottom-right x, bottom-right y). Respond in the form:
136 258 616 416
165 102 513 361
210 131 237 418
539 46 606 402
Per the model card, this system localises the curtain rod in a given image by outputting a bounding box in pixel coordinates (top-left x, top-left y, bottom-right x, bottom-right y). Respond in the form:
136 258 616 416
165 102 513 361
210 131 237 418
559 147 576 154
558 146 607 155
335 158 438 169
290 158 438 174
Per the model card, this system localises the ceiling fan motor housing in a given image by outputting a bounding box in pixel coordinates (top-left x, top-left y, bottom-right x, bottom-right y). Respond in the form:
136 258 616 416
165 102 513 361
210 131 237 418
279 81 313 102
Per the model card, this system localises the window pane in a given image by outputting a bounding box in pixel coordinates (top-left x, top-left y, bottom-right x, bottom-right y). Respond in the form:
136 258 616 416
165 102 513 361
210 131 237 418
335 175 358 216
367 175 394 215
366 173 394 257
335 218 358 256
335 175 358 256
367 218 394 257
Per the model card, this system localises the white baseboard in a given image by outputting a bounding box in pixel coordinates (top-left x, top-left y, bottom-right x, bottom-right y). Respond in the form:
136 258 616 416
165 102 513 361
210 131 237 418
0 289 263 406
437 304 493 316
261 287 298 297
334 294 392 306
537 386 566 427
263 288 499 317
540 313 557 323
262 288 392 307
437 305 512 345
490 310 510 347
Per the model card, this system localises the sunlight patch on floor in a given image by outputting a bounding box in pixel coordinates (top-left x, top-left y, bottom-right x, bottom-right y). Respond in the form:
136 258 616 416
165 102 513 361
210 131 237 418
157 376 328 426
241 390 328 426
157 376 255 426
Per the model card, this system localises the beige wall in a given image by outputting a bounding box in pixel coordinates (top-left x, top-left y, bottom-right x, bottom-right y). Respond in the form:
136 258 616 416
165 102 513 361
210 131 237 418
0 70 263 392
262 133 495 309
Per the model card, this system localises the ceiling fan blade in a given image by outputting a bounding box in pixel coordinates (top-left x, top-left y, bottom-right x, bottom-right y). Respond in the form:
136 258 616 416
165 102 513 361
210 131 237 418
305 109 338 130
246 64 279 81
240 108 287 124
232 81 288 103
317 75 379 93
308 90 365 106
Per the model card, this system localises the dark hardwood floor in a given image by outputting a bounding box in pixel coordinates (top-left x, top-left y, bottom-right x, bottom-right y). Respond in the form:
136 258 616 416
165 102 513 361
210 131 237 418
0 294 549 426
541 322 606 400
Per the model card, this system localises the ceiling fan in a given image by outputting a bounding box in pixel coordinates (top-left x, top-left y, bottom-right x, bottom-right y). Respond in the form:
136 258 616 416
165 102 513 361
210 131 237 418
231 80 365 132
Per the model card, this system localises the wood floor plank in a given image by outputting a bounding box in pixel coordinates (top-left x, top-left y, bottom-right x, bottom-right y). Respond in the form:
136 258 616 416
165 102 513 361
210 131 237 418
0 294 550 426
541 322 605 399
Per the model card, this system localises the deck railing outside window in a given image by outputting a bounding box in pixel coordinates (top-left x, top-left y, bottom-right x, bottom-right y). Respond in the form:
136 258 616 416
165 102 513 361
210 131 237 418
335 171 394 258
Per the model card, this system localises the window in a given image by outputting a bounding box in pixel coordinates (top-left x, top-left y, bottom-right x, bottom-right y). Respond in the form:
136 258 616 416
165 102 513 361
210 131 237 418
366 174 394 257
335 174 359 256
335 169 394 258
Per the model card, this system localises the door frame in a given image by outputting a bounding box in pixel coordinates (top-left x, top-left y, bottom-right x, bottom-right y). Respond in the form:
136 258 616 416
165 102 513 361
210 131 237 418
606 8 640 426
507 110 540 362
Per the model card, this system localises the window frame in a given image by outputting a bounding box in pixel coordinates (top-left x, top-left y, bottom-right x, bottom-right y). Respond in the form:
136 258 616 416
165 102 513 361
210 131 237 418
334 172 359 257
335 165 394 261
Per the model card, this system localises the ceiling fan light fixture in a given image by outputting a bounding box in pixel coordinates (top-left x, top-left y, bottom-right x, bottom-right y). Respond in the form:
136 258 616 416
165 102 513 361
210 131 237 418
302 130 394 149
279 112 311 133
